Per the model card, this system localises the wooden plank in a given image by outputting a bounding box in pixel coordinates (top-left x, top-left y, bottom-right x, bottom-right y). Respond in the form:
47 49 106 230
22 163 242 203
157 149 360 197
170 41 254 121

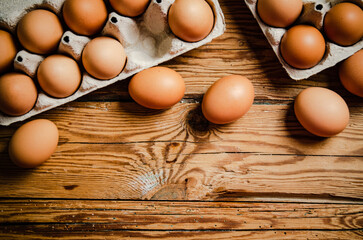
1 144 362 200
0 148 362 199
1 103 362 155
0 200 362 239
1 200 362 229
1 230 362 240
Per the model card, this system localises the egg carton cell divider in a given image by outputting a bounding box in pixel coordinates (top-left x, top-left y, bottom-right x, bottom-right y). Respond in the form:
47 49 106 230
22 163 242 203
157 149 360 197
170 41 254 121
0 0 226 126
244 0 363 80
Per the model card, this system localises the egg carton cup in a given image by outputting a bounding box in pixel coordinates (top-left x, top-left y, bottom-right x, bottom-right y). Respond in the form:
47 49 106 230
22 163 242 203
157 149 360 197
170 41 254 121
244 0 363 80
0 0 226 126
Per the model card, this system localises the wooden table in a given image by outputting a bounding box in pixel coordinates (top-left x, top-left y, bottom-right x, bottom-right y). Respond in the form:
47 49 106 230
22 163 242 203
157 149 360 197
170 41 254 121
1 0 362 239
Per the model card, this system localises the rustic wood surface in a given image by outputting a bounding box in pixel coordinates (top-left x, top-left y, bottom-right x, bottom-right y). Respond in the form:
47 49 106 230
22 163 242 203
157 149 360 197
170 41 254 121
0 0 362 239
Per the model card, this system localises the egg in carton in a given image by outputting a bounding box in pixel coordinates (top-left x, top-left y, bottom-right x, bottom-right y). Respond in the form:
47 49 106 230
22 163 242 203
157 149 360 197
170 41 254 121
0 0 226 126
244 0 363 80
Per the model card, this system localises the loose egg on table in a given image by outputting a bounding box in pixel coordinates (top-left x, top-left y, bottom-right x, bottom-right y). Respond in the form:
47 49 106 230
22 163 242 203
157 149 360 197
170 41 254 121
324 2 363 46
168 0 215 42
0 73 38 116
9 119 59 168
128 66 185 109
37 54 82 98
294 87 349 137
63 0 108 36
339 49 363 97
280 25 326 69
17 9 63 54
202 75 254 124
257 0 303 27
109 0 150 17
0 30 17 73
82 37 127 80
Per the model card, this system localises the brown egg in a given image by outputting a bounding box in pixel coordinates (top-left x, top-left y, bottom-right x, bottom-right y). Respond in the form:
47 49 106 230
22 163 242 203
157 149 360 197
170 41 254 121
0 30 17 73
37 55 81 98
324 2 363 46
110 0 150 17
63 0 108 36
82 37 127 80
9 119 59 168
294 87 349 137
129 66 185 109
168 0 214 42
257 0 303 27
17 9 63 54
0 73 37 116
280 25 326 69
339 50 363 97
202 75 254 124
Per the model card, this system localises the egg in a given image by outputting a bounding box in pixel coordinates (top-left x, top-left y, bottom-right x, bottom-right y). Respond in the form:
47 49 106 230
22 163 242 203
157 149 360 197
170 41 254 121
0 73 38 116
63 0 108 36
202 75 254 124
168 0 214 42
110 0 150 17
294 87 349 137
324 2 363 46
0 30 17 73
9 119 59 168
37 54 81 98
339 50 363 97
82 37 127 80
280 25 326 69
129 66 185 109
17 9 63 54
257 0 303 28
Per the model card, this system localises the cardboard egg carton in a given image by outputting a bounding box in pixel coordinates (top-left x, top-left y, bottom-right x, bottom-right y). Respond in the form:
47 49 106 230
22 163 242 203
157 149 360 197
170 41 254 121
244 0 363 80
0 0 226 126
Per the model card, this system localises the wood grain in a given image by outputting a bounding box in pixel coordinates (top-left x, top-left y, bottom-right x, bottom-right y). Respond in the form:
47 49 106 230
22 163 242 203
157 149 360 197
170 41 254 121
0 0 362 238
0 200 362 239
1 230 362 240
1 102 362 155
0 102 362 200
